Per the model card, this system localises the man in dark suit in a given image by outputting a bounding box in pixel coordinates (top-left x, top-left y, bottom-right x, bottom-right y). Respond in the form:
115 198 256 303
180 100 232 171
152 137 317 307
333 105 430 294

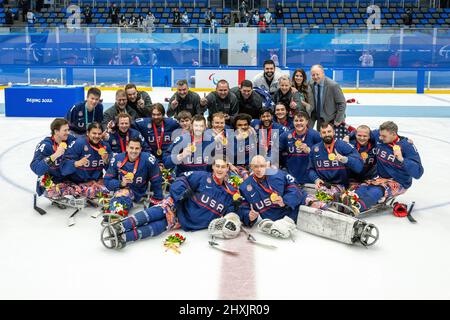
307 64 346 130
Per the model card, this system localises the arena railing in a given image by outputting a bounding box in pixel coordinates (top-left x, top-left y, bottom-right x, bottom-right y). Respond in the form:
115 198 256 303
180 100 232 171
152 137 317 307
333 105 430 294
1 65 449 93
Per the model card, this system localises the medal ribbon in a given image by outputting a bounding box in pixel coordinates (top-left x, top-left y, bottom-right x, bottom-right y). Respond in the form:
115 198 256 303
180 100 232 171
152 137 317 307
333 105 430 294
324 139 336 156
213 174 236 197
356 141 371 152
261 126 272 150
388 136 400 149
51 136 60 152
86 137 105 153
190 132 203 148
277 118 288 127
84 105 94 129
253 176 275 195
118 154 140 176
118 131 130 153
152 120 165 152
293 129 307 143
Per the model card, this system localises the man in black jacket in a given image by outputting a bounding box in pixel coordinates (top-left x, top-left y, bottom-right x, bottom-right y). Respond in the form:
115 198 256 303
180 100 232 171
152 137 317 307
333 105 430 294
230 80 263 119
124 83 153 118
200 80 238 124
168 79 201 118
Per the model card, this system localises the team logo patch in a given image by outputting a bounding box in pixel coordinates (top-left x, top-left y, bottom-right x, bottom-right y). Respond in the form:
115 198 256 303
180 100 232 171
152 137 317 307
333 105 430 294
255 125 259 130
84 145 89 152
148 124 151 129
206 177 212 184
314 147 319 152
78 111 83 116
247 184 253 192
112 139 117 145
288 134 292 139
117 161 122 167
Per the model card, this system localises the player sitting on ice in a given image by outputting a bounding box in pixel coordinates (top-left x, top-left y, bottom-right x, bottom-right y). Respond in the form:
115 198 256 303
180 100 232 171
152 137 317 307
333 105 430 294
343 124 378 185
133 103 180 161
103 113 149 154
251 107 287 160
103 137 163 220
279 111 322 185
60 122 112 199
163 115 212 177
30 118 77 199
101 157 241 250
238 155 325 239
344 121 423 213
228 113 258 180
307 122 364 202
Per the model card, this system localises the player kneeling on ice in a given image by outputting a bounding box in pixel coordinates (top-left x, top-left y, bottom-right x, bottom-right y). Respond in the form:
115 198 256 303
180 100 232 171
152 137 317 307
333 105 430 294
238 155 325 240
344 121 423 214
101 157 241 249
103 137 163 221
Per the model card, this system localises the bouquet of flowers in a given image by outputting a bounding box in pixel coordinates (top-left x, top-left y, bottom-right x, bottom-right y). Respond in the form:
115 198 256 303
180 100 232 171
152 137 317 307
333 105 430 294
39 173 55 191
228 174 243 189
163 233 186 254
315 190 334 202
161 167 175 192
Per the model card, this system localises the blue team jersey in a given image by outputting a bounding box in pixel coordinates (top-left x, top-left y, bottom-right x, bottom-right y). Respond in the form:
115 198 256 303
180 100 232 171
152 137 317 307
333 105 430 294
65 102 104 135
169 171 238 231
105 128 149 154
104 152 163 201
275 117 294 130
30 135 77 195
280 128 322 184
372 132 424 189
308 139 364 187
231 130 259 167
251 120 287 162
238 169 306 226
348 136 378 182
133 118 180 158
61 136 112 183
163 132 213 177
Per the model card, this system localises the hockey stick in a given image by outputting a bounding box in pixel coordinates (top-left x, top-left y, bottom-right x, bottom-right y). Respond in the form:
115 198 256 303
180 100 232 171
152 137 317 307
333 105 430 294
68 209 80 227
241 227 277 249
33 194 47 215
406 201 417 223
208 237 239 255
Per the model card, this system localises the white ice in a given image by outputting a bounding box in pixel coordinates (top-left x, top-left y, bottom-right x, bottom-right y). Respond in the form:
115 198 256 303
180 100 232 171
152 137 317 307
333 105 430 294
0 90 450 300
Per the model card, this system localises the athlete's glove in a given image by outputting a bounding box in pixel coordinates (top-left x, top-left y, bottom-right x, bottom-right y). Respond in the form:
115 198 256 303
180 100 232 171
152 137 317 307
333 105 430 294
258 216 296 239
208 213 242 239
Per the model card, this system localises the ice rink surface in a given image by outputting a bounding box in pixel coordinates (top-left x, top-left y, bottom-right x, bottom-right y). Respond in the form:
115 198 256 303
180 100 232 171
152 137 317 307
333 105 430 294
0 90 450 300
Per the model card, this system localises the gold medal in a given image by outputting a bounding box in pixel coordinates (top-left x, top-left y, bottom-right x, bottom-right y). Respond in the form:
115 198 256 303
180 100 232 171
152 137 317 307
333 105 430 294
295 140 302 148
125 172 134 180
157 149 162 156
270 193 279 202
59 142 67 149
190 144 197 153
98 148 107 156
361 152 368 160
328 153 336 161
233 193 241 201
241 132 249 139
393 145 401 151
222 138 228 145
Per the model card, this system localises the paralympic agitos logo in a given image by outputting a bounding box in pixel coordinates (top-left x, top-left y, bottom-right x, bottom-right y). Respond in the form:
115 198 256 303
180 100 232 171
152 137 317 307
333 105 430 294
208 73 219 85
